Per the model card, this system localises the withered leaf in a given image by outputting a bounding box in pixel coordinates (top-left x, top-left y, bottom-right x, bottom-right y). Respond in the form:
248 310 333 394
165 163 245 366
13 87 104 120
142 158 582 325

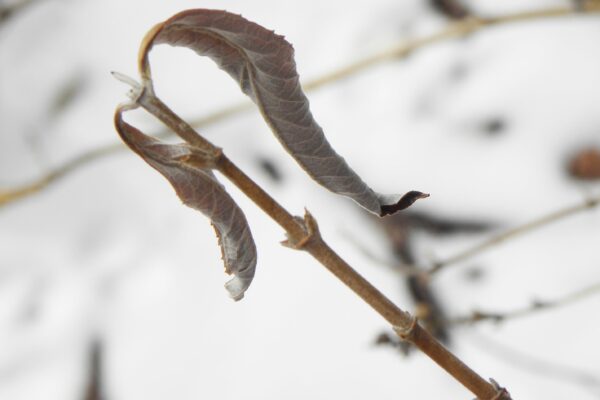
115 108 257 300
139 9 426 216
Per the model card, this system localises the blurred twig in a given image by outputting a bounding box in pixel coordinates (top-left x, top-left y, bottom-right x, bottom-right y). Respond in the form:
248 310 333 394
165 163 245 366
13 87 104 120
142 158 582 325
0 0 39 25
429 195 600 275
83 338 104 400
467 332 600 397
0 143 123 206
2 4 600 207
293 5 600 91
451 281 600 325
48 72 88 117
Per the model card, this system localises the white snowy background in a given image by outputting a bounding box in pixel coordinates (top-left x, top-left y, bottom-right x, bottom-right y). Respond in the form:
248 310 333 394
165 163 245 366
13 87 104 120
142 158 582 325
1 0 600 399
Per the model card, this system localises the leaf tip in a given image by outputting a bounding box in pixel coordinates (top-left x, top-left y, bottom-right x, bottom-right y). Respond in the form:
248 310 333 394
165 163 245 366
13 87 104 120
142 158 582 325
225 276 250 301
380 191 430 216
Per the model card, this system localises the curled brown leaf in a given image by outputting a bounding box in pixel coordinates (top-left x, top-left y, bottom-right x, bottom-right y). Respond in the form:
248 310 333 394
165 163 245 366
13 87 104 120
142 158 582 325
138 9 426 216
115 106 257 300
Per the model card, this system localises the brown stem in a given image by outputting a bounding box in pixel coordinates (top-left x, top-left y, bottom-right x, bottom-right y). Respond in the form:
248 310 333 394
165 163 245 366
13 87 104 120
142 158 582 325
138 90 215 152
226 156 509 400
396 321 503 399
136 90 509 400
216 156 306 239
303 232 502 399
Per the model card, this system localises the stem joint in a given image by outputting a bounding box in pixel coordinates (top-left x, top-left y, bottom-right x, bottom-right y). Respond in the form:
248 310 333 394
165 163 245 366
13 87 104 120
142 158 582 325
281 209 320 250
393 314 418 342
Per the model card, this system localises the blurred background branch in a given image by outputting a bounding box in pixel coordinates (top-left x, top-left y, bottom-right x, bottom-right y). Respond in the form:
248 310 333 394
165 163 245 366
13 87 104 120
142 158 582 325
83 338 104 400
451 280 600 325
429 195 600 275
468 333 600 397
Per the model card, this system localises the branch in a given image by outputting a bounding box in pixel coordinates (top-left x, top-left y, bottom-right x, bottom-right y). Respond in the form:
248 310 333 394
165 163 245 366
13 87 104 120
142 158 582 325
117 82 510 400
3 4 600 208
451 280 600 325
288 5 600 91
352 194 600 281
429 196 600 275
0 143 123 207
466 333 600 397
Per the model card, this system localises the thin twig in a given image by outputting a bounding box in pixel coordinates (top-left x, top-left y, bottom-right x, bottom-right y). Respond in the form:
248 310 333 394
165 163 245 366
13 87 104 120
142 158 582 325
429 196 600 275
3 5 600 207
123 86 510 400
0 143 123 206
451 280 600 325
466 332 600 397
339 230 424 277
296 5 600 90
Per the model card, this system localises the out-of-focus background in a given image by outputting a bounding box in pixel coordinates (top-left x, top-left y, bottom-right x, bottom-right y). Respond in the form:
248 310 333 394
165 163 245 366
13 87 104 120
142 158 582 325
1 0 600 399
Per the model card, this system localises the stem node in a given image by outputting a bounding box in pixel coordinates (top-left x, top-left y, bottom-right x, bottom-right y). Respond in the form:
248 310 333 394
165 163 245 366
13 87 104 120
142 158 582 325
281 209 320 249
489 378 511 400
393 314 418 342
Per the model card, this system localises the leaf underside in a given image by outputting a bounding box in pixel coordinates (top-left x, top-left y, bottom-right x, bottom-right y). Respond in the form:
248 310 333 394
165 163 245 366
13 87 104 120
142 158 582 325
115 110 256 300
139 9 426 216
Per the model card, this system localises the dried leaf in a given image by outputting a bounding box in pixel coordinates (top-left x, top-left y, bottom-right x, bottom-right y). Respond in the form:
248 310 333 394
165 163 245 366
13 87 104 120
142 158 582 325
138 9 426 216
115 108 257 300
